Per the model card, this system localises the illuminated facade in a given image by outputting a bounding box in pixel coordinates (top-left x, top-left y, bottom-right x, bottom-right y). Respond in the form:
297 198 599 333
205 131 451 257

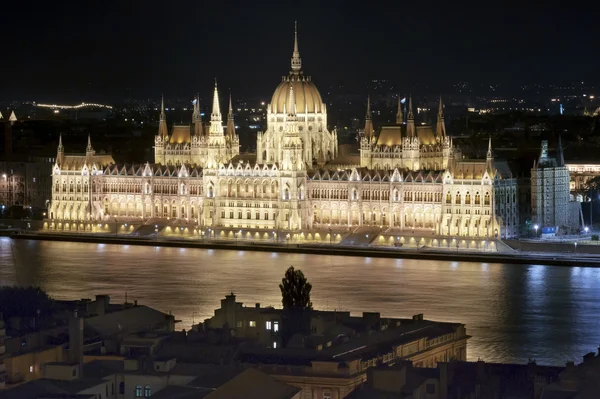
49 24 519 239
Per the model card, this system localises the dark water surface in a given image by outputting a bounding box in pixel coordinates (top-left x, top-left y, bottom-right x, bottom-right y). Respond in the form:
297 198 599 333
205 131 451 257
1 237 599 365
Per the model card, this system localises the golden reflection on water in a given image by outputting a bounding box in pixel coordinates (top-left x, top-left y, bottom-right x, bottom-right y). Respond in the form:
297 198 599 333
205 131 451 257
2 238 600 366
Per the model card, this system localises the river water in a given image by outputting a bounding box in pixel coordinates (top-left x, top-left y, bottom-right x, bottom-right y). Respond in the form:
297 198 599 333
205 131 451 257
1 237 599 366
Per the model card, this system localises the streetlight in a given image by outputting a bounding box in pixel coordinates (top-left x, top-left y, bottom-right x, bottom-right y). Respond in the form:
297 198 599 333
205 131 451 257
534 224 539 237
574 242 578 253
584 226 589 234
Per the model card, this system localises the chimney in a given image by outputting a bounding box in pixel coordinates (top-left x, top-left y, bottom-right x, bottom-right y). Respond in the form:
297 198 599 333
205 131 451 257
255 303 260 309
68 310 84 377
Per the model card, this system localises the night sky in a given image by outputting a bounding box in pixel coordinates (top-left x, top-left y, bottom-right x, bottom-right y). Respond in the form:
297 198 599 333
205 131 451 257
2 0 597 102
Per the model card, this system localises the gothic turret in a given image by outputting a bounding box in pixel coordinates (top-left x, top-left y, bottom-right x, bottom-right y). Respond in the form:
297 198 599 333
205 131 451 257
396 96 403 125
57 133 64 166
86 134 95 164
192 95 203 137
158 95 168 138
226 94 236 138
364 95 374 142
406 95 415 138
436 95 446 138
209 81 224 136
282 83 304 171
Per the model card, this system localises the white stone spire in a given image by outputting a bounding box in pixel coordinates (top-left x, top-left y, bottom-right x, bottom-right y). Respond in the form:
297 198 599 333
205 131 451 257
86 134 93 153
86 134 95 161
57 133 64 165
487 136 493 160
364 95 374 141
407 95 414 120
291 21 302 72
209 80 224 136
211 80 222 122
160 94 166 121
396 96 403 124
287 83 297 118
58 133 64 152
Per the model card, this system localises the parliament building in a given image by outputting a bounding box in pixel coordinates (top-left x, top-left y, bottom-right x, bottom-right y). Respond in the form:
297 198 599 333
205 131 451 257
48 24 521 242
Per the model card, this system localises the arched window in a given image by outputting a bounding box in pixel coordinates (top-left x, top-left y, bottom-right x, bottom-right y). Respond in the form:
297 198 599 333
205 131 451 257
484 192 490 205
445 192 451 204
465 192 471 205
455 192 461 204
475 192 481 205
393 189 399 201
135 385 143 397
247 210 251 219
119 382 125 394
144 385 151 397
208 186 213 198
220 210 225 218
284 188 289 200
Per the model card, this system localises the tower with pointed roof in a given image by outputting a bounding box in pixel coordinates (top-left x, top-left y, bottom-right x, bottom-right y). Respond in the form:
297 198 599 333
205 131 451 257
258 22 336 167
396 97 403 125
225 94 240 160
57 133 64 166
206 81 228 168
86 134 95 165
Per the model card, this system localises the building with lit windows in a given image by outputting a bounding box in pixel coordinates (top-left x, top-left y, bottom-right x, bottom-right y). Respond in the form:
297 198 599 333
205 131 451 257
48 23 520 241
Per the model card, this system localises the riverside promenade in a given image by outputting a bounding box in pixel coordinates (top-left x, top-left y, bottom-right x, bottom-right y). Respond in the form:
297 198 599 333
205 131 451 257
8 230 600 267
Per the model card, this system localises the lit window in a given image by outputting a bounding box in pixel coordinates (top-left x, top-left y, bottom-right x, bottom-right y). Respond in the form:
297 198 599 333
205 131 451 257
273 341 277 348
135 385 143 397
249 321 256 327
236 320 243 328
29 366 34 373
324 391 332 399
144 385 151 397
273 321 279 332
266 321 272 330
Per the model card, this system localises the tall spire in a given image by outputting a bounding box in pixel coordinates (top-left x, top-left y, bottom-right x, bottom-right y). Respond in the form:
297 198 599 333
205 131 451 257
193 95 203 137
226 93 236 138
86 134 93 152
211 80 222 122
396 96 403 124
487 136 493 160
364 95 374 141
556 134 565 167
291 21 302 73
57 133 64 165
406 95 415 138
209 80 224 136
158 94 168 138
436 95 446 138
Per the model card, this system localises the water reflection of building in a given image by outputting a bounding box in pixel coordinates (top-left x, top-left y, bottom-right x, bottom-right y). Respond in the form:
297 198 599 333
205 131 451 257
48 24 520 239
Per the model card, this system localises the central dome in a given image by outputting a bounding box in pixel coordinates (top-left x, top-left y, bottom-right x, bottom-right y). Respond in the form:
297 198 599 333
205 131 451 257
270 74 324 114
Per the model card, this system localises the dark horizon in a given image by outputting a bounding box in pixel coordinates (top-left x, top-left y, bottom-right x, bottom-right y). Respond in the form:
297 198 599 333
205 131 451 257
2 0 598 103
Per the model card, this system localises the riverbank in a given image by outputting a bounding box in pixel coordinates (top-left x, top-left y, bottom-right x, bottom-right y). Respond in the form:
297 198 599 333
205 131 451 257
9 231 600 267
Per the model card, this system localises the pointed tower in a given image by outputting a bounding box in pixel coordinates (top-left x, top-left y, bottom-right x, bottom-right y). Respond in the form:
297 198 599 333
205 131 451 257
192 95 203 137
9 111 17 124
436 95 446 138
282 83 304 171
209 81 224 136
86 134 95 160
291 21 302 73
364 95 374 142
57 134 64 166
396 96 403 125
406 95 415 138
158 95 168 138
556 134 565 167
226 94 236 138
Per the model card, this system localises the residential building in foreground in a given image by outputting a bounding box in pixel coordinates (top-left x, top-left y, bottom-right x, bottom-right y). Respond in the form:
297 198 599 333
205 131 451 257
48 23 521 239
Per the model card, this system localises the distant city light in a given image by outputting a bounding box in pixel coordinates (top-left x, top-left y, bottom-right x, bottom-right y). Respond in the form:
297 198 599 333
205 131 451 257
36 102 113 110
